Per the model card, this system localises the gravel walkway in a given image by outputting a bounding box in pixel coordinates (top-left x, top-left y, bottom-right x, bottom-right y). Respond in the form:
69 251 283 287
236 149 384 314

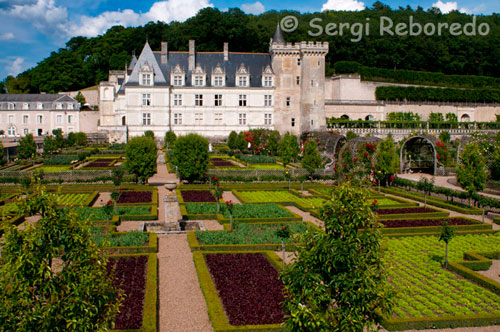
201 219 224 231
222 191 241 204
478 260 500 283
158 234 213 332
284 205 324 229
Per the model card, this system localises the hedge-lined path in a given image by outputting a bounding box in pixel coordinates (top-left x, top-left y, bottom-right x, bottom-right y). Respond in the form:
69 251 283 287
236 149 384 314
158 234 213 332
152 152 213 332
285 206 324 229
222 190 241 204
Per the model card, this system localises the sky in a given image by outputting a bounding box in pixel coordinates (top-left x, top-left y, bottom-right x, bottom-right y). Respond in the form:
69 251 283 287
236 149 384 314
0 0 498 82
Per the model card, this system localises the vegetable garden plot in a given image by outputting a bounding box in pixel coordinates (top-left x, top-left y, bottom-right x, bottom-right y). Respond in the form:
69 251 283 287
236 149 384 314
73 206 151 221
180 190 216 202
117 191 153 204
195 222 307 245
210 158 236 167
236 191 325 209
377 207 438 215
386 234 500 322
204 253 285 325
108 256 147 330
56 193 91 206
84 158 117 168
380 217 478 228
186 203 292 219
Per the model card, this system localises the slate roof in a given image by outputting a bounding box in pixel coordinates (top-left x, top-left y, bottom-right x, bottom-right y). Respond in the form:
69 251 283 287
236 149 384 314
0 94 76 102
126 42 273 88
272 24 285 44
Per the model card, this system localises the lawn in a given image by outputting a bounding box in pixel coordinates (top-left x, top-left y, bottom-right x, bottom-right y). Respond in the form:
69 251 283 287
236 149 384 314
236 191 325 209
195 222 307 245
387 233 500 320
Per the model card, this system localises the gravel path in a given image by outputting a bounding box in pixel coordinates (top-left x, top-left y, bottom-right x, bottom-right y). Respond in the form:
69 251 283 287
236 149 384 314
284 205 324 229
158 234 213 332
478 260 500 283
116 221 143 232
222 191 241 204
201 219 224 231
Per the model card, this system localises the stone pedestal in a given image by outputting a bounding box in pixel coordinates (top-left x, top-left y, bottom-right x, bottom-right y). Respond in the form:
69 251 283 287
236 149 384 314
164 182 178 224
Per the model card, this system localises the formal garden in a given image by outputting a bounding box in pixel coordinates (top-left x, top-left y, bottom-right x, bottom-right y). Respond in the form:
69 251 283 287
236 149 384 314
1 127 500 331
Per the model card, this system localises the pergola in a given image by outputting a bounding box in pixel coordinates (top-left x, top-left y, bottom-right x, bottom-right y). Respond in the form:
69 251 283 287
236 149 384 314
335 136 380 170
400 135 438 175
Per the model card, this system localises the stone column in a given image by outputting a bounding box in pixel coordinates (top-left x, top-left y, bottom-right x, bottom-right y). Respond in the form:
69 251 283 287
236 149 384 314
164 182 178 225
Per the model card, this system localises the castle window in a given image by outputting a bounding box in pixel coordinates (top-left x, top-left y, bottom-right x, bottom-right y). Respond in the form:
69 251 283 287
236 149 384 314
7 125 16 136
56 103 63 110
296 76 300 85
173 75 183 86
264 113 272 125
57 115 62 124
311 120 314 126
174 113 182 125
141 73 152 86
195 113 204 125
215 113 223 123
264 95 272 107
194 75 204 87
174 94 182 106
23 128 28 135
214 94 222 106
68 103 74 110
68 115 74 124
23 103 29 110
214 76 224 87
142 113 151 125
239 113 246 125
23 115 28 124
37 115 43 124
142 93 151 106
8 115 14 123
264 76 273 87
239 95 247 107
238 76 248 87
310 80 315 87
291 118 295 127
37 103 43 110
195 94 203 106
8 103 14 110
286 97 291 107
297 58 301 66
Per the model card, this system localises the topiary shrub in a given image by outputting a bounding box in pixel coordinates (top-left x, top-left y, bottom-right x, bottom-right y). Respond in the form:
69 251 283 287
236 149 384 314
173 134 209 183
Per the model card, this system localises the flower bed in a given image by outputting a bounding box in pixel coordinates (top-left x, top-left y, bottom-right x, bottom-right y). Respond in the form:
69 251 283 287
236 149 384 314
377 207 437 215
186 203 292 219
117 191 153 204
381 217 477 228
108 256 147 330
196 223 307 245
180 190 216 203
204 253 285 325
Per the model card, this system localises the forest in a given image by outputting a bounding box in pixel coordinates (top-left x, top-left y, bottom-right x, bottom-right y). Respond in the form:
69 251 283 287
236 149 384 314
3 1 500 94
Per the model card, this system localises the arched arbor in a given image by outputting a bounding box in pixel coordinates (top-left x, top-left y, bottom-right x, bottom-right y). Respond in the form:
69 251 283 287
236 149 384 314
336 136 380 170
400 135 438 175
301 132 347 170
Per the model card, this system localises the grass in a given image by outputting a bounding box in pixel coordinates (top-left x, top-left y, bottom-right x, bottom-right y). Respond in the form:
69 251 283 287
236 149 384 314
185 203 293 218
195 223 307 245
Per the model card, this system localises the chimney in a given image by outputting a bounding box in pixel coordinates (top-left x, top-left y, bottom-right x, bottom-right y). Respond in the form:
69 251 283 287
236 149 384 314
161 42 168 64
224 42 229 62
188 40 195 71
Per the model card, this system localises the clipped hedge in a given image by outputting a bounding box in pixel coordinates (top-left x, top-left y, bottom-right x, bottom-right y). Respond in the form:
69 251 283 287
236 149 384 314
110 253 157 332
192 250 286 332
379 219 491 235
376 206 449 220
376 85 500 103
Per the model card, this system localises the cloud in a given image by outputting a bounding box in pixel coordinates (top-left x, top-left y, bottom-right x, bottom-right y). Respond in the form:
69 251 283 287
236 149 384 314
2 57 26 76
321 0 365 11
459 4 486 14
0 32 14 40
241 1 265 15
1 0 213 38
0 0 67 35
432 1 458 13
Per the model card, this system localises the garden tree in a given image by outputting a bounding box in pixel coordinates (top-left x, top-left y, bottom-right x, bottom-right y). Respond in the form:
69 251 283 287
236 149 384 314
43 135 57 156
346 131 358 140
278 133 299 168
164 130 176 149
435 140 449 165
74 132 88 146
456 142 486 204
301 140 322 178
417 177 435 208
0 140 5 165
429 112 444 122
439 131 451 144
374 135 399 184
144 130 155 141
227 131 238 150
445 113 458 122
125 136 157 183
75 91 86 105
439 222 455 268
281 183 393 331
490 147 500 181
66 132 76 147
173 134 209 183
52 128 65 149
18 133 37 159
0 182 122 330
235 132 247 152
266 130 280 156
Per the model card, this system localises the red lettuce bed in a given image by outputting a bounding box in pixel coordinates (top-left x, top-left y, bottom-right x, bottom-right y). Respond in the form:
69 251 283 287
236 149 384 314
205 253 285 325
117 191 153 204
380 217 475 228
180 190 216 202
377 207 437 215
108 256 147 329
211 158 235 167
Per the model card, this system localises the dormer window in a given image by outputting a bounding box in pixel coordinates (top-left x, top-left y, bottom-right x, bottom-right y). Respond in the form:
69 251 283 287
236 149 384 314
173 75 183 86
56 103 63 110
261 65 274 88
68 103 74 110
236 63 250 88
171 64 185 87
238 76 248 87
141 73 152 86
8 103 14 110
194 75 204 87
37 103 43 110
23 103 29 110
263 76 273 87
214 76 224 87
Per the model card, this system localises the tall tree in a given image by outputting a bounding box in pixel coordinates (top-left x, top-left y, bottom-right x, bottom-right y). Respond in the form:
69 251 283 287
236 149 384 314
281 183 393 331
18 133 37 159
173 134 209 183
125 136 157 183
301 140 322 178
456 142 486 200
375 135 399 184
279 133 299 168
0 182 121 330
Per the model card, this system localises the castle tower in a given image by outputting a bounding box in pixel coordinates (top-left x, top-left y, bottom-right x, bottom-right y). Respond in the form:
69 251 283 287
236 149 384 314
270 24 328 135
